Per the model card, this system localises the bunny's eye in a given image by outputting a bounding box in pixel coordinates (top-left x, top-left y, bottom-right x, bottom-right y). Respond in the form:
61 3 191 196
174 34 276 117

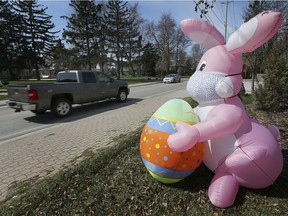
199 61 206 71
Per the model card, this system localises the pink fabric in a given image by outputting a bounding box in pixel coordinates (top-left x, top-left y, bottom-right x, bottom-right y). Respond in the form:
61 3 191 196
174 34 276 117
227 11 282 54
181 19 224 49
168 11 283 208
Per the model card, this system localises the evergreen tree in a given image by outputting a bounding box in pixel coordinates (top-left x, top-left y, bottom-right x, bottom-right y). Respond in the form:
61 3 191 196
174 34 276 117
62 0 102 70
14 0 58 80
254 41 288 111
105 0 131 79
125 3 142 77
141 43 159 76
50 39 73 75
243 0 288 111
183 57 194 76
0 1 23 79
96 3 108 73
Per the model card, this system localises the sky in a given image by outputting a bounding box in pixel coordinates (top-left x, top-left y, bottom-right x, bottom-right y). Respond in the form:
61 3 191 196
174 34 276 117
39 0 250 41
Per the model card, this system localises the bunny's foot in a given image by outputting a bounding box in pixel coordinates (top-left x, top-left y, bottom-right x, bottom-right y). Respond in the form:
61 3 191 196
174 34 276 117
208 172 239 208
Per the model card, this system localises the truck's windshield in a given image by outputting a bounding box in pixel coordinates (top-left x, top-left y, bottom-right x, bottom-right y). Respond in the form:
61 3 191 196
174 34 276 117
57 72 78 82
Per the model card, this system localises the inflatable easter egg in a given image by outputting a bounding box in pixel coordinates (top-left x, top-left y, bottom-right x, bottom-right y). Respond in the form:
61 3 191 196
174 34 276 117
140 99 204 184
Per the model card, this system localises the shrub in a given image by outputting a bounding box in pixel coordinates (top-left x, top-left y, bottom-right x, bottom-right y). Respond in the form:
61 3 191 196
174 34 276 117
254 43 288 112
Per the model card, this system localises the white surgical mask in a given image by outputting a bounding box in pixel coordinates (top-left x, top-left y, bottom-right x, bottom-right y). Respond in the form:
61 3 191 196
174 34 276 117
187 71 226 103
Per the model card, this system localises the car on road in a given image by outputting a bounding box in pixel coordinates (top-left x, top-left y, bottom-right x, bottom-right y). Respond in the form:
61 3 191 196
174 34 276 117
7 70 130 118
163 74 181 83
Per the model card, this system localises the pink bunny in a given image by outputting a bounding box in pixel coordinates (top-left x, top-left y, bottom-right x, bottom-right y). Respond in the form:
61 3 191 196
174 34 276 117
168 11 283 208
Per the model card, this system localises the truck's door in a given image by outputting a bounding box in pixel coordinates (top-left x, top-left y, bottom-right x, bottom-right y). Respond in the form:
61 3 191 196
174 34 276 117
95 72 116 98
81 71 102 102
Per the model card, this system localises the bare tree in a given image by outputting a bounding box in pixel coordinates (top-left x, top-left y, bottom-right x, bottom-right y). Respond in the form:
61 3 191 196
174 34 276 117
145 13 187 78
173 27 190 74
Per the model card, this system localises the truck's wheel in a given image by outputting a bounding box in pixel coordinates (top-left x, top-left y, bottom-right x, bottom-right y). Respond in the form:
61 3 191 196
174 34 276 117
52 98 71 118
116 89 127 102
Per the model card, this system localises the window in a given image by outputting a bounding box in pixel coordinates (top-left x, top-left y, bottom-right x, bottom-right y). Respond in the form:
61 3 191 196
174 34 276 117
97 72 111 83
82 72 96 83
57 72 77 82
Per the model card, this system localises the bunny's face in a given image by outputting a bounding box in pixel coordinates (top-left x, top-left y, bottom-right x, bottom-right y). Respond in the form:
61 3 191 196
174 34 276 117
182 11 282 104
187 46 243 103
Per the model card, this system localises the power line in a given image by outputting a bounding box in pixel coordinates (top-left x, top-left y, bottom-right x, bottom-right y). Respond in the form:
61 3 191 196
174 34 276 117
193 0 212 24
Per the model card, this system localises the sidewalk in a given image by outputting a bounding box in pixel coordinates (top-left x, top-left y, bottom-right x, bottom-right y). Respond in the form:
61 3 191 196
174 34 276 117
0 89 186 201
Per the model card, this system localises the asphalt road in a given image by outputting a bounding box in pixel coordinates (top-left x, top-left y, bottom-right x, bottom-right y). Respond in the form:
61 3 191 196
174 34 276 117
0 80 188 143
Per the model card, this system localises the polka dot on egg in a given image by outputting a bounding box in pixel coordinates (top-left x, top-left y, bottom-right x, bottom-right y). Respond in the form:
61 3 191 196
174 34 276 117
140 124 205 171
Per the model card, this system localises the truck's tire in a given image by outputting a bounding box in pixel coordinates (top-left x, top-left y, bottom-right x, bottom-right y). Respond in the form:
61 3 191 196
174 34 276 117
116 89 127 102
52 98 72 118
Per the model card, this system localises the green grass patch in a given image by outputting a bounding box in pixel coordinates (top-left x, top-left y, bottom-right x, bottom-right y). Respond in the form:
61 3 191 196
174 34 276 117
0 124 287 215
240 94 254 105
0 95 7 101
122 76 160 85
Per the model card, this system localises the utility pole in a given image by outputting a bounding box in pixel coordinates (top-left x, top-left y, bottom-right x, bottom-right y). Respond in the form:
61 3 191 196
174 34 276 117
223 0 231 43
224 0 229 42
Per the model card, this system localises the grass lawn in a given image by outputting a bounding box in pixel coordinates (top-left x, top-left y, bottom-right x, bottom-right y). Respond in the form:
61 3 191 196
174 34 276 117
3 76 159 86
0 97 287 215
122 76 161 85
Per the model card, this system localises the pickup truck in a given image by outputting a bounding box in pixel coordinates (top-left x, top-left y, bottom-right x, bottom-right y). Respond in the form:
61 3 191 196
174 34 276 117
7 70 130 117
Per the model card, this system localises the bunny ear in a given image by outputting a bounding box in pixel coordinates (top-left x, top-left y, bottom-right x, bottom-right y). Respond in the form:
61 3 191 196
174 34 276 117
226 11 282 54
181 19 225 49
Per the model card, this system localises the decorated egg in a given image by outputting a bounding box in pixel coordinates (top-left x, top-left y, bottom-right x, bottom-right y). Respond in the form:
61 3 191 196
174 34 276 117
140 99 204 184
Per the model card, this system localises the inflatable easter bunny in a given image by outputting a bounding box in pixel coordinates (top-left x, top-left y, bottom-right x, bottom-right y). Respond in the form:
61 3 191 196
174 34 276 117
168 11 283 208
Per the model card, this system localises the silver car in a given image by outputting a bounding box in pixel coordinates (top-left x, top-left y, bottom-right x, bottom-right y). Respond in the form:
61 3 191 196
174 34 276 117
163 74 181 83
